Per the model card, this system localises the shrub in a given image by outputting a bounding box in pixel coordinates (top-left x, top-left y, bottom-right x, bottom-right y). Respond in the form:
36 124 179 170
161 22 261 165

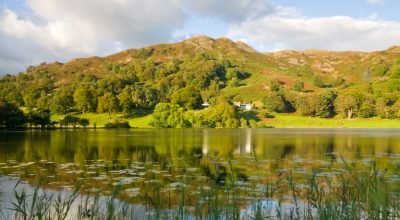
104 119 130 128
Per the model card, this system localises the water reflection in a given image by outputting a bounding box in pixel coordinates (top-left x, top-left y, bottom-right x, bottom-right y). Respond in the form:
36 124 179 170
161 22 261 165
0 128 400 166
0 128 400 216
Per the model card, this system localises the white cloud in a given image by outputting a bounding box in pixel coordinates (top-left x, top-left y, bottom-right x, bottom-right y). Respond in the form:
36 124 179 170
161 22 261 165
0 0 186 74
0 0 278 74
367 0 384 5
227 15 400 52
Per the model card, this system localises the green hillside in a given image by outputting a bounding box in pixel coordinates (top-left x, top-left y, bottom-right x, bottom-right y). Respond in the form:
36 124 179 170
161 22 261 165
1 36 400 128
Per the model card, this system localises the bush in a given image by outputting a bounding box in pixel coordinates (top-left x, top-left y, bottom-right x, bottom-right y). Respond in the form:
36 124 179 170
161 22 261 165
104 119 131 128
249 120 273 128
132 48 154 59
259 110 275 118
293 80 304 92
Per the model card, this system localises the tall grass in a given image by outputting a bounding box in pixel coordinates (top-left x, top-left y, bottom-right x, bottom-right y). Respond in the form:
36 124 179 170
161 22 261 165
1 156 400 219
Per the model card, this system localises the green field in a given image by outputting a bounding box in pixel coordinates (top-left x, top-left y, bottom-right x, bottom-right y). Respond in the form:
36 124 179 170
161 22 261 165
51 109 153 128
267 113 400 128
52 111 400 128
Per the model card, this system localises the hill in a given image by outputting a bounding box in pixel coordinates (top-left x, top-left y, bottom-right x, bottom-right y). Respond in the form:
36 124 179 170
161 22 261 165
1 36 400 128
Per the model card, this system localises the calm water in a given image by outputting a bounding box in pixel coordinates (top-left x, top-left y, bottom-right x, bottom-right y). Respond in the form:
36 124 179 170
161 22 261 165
1 128 400 218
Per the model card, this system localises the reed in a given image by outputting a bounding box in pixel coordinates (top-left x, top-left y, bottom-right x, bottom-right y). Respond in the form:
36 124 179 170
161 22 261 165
1 155 400 219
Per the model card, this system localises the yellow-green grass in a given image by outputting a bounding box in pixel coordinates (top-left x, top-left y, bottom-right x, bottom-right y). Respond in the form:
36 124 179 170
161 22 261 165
51 110 153 128
266 113 400 128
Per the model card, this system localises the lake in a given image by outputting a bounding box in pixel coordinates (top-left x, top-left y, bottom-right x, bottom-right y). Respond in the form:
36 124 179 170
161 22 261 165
1 128 400 219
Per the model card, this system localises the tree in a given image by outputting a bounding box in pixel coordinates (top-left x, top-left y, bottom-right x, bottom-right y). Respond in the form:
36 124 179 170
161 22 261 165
152 103 189 128
118 88 133 117
0 101 26 128
74 87 97 113
315 90 337 118
50 89 74 114
334 91 363 119
359 96 376 118
171 86 203 110
375 95 399 119
36 91 50 110
152 103 172 128
97 92 119 118
206 102 239 128
59 115 80 128
262 92 286 113
295 94 318 116
78 118 90 128
27 109 51 128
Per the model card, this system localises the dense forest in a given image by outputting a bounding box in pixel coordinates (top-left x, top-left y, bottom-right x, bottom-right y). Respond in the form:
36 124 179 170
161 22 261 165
1 36 400 128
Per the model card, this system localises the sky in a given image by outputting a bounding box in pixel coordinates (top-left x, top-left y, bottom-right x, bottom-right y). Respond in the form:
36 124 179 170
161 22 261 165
1 0 400 74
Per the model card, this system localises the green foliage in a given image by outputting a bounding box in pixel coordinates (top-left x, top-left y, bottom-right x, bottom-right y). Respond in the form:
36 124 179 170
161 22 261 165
313 76 328 88
152 103 189 128
375 95 400 119
104 119 130 128
389 65 400 78
386 79 400 92
330 77 345 87
262 92 286 113
59 115 90 128
50 89 74 114
59 115 80 127
78 118 90 127
117 88 133 117
171 86 203 110
259 110 275 118
74 87 97 113
132 48 154 59
152 101 240 128
292 80 304 92
359 96 376 118
295 94 318 116
371 65 389 77
267 78 282 91
2 37 400 126
97 92 119 117
334 90 365 119
27 109 51 128
315 90 337 118
0 101 26 128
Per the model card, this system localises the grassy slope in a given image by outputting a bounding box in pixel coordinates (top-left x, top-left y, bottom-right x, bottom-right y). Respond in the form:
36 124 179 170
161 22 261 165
265 114 400 128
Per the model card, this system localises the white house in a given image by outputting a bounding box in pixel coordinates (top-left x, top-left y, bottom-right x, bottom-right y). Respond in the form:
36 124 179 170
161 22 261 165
234 102 252 110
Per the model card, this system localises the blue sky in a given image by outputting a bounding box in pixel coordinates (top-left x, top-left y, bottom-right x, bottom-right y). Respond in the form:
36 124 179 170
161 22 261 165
276 0 399 19
0 0 400 74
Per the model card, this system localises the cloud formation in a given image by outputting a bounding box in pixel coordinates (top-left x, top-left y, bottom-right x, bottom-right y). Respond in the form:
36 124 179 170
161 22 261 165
227 15 400 52
0 0 186 74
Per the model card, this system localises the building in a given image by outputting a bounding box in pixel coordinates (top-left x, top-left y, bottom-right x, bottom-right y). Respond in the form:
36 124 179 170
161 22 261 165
201 102 210 108
234 102 252 110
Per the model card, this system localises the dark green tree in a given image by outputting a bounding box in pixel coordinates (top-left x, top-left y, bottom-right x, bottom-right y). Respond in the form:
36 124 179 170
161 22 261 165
0 101 26 128
262 92 286 113
171 86 203 110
